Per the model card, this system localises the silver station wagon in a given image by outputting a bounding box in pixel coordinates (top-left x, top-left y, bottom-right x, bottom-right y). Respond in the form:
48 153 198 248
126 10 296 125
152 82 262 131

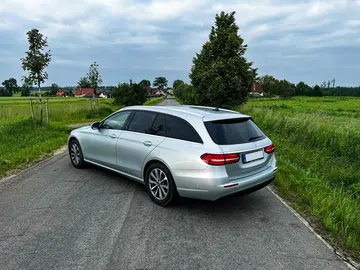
68 105 277 206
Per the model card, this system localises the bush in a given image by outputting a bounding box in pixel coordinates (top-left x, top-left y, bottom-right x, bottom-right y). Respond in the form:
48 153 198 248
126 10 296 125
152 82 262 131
0 88 12 96
174 82 196 104
113 80 148 106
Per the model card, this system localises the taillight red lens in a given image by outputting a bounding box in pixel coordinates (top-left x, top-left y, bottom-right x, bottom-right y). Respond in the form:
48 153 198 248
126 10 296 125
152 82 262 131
224 153 240 164
201 153 240 165
264 144 275 154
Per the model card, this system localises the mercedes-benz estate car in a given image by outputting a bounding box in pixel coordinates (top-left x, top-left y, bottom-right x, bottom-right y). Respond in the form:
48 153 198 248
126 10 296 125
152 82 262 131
68 105 277 206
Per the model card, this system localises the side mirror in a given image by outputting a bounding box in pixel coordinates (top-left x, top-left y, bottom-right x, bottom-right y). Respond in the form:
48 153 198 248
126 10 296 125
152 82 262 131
91 121 101 129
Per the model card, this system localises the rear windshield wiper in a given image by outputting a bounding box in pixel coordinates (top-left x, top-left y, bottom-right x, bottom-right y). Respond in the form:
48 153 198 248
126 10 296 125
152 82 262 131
248 136 263 142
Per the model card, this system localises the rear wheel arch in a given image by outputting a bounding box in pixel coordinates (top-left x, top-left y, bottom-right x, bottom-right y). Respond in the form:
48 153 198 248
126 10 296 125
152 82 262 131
143 160 179 206
143 159 173 182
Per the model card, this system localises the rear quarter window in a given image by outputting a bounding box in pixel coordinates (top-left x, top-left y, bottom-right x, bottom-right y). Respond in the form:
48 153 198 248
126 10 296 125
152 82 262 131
204 118 266 145
165 115 203 144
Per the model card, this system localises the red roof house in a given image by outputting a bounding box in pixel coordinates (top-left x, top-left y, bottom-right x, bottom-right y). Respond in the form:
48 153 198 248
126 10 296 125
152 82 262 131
74 88 95 97
249 82 264 96
144 85 157 95
56 89 65 97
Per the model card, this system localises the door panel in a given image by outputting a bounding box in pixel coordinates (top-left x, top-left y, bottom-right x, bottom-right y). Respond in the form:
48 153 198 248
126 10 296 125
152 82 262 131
81 110 132 168
116 111 166 179
84 129 123 168
116 131 165 178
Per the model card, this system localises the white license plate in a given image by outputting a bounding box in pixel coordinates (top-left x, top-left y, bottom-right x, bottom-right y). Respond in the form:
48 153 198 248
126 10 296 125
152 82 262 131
243 150 264 163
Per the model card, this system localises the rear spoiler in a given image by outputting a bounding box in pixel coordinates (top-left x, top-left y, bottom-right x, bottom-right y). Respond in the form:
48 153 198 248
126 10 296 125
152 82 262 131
202 114 251 122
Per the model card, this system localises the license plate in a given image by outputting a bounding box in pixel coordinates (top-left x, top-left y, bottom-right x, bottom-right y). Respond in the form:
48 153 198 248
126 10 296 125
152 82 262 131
242 150 264 163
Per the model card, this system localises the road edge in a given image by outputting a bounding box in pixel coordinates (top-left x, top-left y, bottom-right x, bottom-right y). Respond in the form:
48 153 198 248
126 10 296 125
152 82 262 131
267 186 358 270
0 145 68 189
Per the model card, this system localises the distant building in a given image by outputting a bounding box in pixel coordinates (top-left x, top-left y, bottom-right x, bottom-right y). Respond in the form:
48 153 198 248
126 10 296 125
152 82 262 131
74 88 95 97
144 85 158 96
96 89 114 98
56 89 65 97
249 81 264 97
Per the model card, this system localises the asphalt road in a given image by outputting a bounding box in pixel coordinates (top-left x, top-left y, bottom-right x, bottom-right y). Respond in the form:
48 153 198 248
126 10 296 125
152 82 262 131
0 100 349 270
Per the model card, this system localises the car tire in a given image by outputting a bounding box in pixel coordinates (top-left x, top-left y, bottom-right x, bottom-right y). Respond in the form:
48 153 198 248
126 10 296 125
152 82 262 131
69 139 85 169
145 162 177 206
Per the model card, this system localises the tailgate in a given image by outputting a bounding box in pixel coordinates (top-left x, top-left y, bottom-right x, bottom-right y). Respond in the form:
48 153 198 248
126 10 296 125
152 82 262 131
219 139 272 181
204 116 273 181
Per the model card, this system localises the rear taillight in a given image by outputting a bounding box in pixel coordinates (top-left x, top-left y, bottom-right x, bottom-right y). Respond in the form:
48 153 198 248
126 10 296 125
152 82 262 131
264 144 275 154
201 153 240 166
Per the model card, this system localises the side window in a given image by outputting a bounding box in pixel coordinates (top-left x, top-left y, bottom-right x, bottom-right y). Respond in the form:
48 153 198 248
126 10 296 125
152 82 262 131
101 111 131 130
165 115 203 143
127 111 158 134
147 113 166 136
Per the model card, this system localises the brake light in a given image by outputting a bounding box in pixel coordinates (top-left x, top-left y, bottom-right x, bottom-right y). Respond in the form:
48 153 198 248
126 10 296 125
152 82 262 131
201 153 240 165
264 144 275 154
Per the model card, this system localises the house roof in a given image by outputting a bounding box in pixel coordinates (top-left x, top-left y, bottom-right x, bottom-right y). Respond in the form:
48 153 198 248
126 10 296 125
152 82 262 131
144 85 157 93
250 81 264 93
75 88 95 95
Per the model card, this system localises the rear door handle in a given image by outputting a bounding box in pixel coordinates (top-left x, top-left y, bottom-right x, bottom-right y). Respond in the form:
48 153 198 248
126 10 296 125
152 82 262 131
110 134 117 138
143 141 152 146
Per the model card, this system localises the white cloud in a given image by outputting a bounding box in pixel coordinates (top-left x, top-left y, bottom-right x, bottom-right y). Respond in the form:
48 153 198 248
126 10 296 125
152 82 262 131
1 0 360 85
346 20 360 26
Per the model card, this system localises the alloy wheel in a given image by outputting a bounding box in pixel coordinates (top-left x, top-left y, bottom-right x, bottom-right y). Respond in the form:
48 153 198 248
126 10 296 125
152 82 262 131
148 168 169 201
70 143 81 165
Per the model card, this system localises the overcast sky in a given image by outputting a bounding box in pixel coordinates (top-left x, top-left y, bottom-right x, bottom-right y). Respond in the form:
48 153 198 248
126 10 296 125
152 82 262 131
1 0 360 87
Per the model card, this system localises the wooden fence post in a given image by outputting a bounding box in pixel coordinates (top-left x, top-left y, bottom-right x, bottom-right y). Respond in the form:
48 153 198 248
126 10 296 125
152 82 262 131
90 96 93 117
39 97 43 126
96 97 99 115
46 98 49 125
30 99 35 121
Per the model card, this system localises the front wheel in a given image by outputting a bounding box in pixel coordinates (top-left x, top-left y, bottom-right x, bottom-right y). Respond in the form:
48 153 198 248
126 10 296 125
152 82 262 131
69 139 85 169
145 163 177 206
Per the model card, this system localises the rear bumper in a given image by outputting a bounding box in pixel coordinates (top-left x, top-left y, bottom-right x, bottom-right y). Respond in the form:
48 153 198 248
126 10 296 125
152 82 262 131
174 157 277 201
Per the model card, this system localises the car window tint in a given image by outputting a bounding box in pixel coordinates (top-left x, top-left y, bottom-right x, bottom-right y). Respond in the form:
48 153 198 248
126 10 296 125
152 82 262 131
128 111 158 134
204 118 265 145
165 115 202 143
147 113 166 136
101 111 131 130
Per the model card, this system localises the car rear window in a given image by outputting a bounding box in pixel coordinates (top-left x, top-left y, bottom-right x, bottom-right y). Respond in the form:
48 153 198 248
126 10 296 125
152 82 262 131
204 118 266 145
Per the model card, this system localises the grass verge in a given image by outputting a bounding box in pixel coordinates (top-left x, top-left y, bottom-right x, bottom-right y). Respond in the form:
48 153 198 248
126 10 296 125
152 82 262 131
0 97 167 178
0 119 71 176
143 97 165 106
240 103 360 262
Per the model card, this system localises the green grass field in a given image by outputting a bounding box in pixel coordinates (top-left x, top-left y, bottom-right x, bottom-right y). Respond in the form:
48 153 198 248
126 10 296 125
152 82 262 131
0 96 163 177
239 96 360 258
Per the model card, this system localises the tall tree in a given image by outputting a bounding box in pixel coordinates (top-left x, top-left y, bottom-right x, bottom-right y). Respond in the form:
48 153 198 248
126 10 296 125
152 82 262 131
139 79 151 88
153 77 168 90
173 79 184 89
313 85 322 97
20 29 51 95
189 11 254 107
331 77 336 88
1 78 18 96
77 77 91 88
87 61 102 91
296 81 312 96
320 81 327 88
258 75 278 96
49 83 58 96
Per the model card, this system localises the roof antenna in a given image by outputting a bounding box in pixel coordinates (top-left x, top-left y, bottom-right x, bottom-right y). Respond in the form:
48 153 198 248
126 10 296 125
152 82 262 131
213 107 219 111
